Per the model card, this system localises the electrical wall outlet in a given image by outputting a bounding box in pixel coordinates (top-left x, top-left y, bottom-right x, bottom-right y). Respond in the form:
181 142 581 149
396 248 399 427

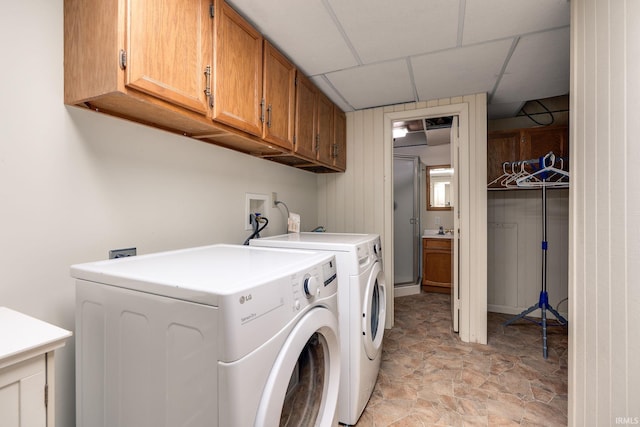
109 247 136 259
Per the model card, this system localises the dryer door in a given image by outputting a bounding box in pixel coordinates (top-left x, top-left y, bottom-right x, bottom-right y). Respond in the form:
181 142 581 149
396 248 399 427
362 261 387 360
255 307 340 427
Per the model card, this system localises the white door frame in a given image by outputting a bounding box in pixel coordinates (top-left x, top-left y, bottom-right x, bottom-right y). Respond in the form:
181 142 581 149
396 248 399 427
384 101 486 343
450 115 460 333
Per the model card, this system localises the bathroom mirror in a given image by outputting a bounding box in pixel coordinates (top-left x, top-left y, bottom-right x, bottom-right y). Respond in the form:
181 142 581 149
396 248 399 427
426 165 454 211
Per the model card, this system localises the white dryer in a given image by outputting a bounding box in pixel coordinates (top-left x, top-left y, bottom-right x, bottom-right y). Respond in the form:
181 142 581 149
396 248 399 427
251 233 386 426
71 244 341 427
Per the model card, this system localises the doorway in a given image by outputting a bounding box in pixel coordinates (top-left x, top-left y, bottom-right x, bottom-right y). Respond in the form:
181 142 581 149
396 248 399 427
392 115 459 329
383 99 487 344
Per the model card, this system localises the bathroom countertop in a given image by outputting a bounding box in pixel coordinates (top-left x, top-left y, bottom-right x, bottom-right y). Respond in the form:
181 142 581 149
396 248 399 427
422 229 453 239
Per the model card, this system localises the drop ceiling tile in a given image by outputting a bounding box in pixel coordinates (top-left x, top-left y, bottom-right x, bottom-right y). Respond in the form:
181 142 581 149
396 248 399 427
463 0 570 44
310 76 354 112
487 102 526 120
492 27 569 104
325 60 415 110
327 0 459 63
227 0 357 75
411 39 513 102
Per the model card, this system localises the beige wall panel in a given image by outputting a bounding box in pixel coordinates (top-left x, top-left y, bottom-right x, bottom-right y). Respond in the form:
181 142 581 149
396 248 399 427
488 190 569 316
570 0 640 424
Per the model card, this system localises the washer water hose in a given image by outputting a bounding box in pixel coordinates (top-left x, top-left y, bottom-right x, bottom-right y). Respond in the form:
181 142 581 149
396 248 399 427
243 213 269 245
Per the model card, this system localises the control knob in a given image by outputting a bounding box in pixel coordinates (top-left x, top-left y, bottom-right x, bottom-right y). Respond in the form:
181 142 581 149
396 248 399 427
303 275 319 298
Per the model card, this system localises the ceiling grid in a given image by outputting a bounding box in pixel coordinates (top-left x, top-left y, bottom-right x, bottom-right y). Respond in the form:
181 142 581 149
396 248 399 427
228 0 570 118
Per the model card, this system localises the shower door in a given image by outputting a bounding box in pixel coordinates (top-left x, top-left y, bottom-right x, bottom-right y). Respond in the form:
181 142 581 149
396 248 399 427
393 155 421 286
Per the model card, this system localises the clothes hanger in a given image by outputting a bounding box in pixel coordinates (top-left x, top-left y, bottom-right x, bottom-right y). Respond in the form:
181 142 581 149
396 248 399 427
516 153 569 188
487 162 511 187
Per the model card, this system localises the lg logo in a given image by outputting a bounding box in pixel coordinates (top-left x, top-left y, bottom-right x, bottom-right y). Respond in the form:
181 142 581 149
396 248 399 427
239 294 253 304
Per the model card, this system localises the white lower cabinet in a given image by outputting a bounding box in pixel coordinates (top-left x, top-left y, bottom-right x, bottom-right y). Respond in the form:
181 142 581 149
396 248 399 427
0 308 71 427
0 355 47 427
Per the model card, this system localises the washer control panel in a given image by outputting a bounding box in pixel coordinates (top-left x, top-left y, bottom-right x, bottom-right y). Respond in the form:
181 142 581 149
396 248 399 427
293 258 337 310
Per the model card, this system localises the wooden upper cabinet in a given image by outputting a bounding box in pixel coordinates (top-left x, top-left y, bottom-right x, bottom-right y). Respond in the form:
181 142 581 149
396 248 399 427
262 41 295 150
487 126 569 188
487 129 520 188
64 0 346 173
520 126 569 163
294 72 318 160
316 92 334 166
333 108 347 171
212 1 263 136
126 0 213 115
64 0 213 117
291 73 347 171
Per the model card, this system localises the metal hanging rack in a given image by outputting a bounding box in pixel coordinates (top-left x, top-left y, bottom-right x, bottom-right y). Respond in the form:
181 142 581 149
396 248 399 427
500 152 569 359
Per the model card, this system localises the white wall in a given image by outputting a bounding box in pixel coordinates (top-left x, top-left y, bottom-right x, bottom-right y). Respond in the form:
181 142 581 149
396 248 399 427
488 189 569 317
0 2 318 426
570 0 640 424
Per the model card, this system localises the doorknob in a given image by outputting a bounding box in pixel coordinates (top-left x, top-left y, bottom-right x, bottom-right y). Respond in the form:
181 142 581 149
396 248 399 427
409 218 417 224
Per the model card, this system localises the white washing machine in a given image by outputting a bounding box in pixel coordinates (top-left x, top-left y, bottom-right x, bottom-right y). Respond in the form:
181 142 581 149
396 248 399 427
71 244 341 427
251 233 386 426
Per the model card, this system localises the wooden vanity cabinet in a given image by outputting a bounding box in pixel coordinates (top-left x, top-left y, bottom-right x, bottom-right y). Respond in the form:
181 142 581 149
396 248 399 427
487 126 569 188
422 238 452 293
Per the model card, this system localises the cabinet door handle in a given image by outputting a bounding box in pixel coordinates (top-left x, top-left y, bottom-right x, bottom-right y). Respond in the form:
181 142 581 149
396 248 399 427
267 104 272 128
204 65 212 107
260 99 265 124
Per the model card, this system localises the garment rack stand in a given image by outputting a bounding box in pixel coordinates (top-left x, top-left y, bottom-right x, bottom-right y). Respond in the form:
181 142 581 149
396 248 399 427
502 154 568 359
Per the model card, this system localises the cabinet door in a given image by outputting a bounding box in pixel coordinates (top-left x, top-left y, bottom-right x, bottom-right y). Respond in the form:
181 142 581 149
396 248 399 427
294 73 317 160
0 356 47 427
213 1 263 136
487 129 520 186
316 92 334 165
520 127 569 166
424 251 452 288
333 108 347 171
126 0 212 115
422 239 452 289
263 41 295 150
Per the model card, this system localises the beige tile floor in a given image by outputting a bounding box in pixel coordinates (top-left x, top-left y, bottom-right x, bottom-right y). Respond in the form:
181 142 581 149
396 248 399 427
355 292 568 426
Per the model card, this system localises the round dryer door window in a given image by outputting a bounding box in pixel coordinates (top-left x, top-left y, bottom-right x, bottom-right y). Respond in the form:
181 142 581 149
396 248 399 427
255 307 340 427
362 261 386 360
